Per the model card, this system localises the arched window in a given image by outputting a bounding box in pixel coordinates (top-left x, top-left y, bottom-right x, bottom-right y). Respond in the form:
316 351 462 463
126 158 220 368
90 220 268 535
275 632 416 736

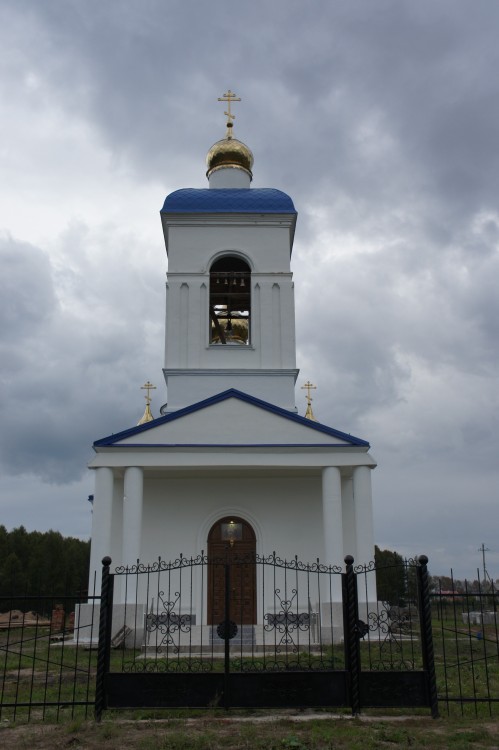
209 256 251 345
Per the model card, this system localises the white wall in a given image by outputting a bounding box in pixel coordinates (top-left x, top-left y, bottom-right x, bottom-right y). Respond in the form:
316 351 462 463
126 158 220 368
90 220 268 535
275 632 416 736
141 473 323 564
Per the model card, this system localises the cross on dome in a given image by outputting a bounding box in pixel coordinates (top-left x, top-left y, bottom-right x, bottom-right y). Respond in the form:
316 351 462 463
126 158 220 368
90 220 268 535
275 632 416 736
206 90 253 182
217 89 241 137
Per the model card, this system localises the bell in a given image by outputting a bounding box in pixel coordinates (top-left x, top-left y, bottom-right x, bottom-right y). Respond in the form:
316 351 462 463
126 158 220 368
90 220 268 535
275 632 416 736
240 278 245 287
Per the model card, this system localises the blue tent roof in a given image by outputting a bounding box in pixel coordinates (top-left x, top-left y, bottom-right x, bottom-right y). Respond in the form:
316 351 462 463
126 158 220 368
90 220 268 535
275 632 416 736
161 188 296 214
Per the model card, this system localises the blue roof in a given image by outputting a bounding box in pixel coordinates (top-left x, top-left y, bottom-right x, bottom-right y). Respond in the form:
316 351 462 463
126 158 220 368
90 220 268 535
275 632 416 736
161 188 296 214
93 389 370 448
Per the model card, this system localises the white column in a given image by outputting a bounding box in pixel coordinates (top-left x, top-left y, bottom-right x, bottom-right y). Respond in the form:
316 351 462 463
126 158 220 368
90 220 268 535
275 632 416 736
322 466 343 615
88 467 114 595
352 465 377 604
123 467 143 567
322 466 343 567
352 466 374 565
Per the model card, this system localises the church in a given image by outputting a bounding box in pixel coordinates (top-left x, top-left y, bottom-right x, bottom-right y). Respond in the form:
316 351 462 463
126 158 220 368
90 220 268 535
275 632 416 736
87 92 378 620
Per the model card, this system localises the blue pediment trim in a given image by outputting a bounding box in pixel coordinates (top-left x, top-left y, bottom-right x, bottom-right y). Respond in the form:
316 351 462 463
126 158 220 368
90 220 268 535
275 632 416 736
102 443 365 449
93 388 370 448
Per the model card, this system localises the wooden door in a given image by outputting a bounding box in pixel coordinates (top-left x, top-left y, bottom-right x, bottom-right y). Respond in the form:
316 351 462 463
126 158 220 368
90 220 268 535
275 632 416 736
207 517 256 625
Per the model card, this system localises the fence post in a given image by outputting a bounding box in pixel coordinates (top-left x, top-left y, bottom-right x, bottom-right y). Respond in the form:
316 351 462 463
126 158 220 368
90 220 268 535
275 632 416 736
342 555 361 716
95 556 114 722
223 559 231 710
416 554 439 719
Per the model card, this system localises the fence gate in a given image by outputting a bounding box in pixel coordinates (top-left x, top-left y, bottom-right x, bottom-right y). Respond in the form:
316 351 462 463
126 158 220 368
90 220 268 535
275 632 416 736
95 553 438 719
350 554 438 717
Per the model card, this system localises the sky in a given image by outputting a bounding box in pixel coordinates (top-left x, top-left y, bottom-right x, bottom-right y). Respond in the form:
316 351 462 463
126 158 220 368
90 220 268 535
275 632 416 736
1 0 498 580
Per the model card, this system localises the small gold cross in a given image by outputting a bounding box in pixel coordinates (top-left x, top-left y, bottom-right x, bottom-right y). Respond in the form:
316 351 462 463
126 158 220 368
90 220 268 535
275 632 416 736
140 381 156 405
301 381 317 405
218 89 241 129
301 381 317 421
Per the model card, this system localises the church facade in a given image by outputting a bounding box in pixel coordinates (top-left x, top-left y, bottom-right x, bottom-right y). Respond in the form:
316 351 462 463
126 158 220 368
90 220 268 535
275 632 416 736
87 95 378 622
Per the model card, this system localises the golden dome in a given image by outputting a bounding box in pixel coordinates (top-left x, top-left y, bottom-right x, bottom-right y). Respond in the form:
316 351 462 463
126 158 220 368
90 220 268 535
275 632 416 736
206 124 254 179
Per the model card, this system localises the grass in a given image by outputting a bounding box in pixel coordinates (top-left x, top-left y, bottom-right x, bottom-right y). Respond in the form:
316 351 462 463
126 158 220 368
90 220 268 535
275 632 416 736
1 715 499 750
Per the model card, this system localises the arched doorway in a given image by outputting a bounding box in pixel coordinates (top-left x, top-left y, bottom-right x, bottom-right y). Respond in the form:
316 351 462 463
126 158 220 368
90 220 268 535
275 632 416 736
207 516 256 625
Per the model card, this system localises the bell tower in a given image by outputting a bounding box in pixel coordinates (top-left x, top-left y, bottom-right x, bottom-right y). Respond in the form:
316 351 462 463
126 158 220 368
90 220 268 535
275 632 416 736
160 92 299 413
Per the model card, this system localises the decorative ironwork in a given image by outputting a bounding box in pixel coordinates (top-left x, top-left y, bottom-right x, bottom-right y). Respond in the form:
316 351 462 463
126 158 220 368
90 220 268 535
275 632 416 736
114 552 209 575
97 550 441 716
123 658 213 673
216 619 238 640
356 619 369 639
5 549 497 719
366 603 416 670
264 588 310 652
262 552 342 575
146 590 191 653
113 551 342 576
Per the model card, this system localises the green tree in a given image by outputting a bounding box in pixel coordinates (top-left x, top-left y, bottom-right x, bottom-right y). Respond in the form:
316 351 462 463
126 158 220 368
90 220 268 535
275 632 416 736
374 546 407 605
0 527 90 607
0 552 26 603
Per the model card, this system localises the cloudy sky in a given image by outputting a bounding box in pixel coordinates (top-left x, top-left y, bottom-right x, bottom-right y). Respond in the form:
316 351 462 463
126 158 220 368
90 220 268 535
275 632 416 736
1 0 498 579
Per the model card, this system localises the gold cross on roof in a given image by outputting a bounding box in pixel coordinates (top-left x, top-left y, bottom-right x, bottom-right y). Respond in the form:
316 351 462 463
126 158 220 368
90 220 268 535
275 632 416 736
140 380 156 405
301 381 317 421
301 381 317 404
218 89 241 133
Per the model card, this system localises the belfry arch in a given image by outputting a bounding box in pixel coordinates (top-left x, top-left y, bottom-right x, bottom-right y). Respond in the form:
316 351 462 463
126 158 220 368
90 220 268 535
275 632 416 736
209 256 251 345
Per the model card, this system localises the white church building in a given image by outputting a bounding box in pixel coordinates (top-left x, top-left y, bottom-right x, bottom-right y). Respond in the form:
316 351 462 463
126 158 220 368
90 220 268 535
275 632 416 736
87 94 378 626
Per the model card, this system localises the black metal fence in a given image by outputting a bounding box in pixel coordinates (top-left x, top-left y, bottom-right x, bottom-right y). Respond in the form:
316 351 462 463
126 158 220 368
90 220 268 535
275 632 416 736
431 573 499 716
0 573 100 722
353 555 438 715
1 553 498 721
95 553 437 718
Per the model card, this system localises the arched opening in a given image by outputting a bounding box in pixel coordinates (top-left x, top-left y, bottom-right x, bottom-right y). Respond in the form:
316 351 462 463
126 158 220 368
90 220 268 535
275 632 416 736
207 516 256 624
209 256 251 345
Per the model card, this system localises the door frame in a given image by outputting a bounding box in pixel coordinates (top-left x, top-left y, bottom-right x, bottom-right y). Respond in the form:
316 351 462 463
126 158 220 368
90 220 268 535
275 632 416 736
207 516 257 625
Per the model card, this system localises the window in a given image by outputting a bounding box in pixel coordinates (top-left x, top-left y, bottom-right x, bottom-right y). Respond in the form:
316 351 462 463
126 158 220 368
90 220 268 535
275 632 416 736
209 256 251 345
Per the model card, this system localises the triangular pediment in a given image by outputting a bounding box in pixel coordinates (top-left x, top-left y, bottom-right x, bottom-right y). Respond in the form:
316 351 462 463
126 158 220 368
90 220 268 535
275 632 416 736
93 390 369 449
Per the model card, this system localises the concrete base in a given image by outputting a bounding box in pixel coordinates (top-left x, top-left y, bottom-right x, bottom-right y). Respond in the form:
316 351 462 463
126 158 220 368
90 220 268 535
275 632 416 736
75 603 145 647
74 604 347 649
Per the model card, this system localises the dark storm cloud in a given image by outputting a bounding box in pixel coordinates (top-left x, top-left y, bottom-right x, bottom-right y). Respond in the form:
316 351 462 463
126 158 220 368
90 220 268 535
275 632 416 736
0 232 164 483
10 1 499 231
1 0 498 575
0 235 56 339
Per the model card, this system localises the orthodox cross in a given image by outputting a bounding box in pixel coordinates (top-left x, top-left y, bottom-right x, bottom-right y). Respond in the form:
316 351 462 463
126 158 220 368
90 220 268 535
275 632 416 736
301 381 317 421
218 89 241 133
141 380 156 405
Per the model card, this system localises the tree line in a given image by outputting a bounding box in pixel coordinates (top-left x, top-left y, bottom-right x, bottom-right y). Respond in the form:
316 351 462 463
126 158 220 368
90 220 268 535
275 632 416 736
374 545 418 606
0 525 90 609
1 528 490 611
374 546 498 604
